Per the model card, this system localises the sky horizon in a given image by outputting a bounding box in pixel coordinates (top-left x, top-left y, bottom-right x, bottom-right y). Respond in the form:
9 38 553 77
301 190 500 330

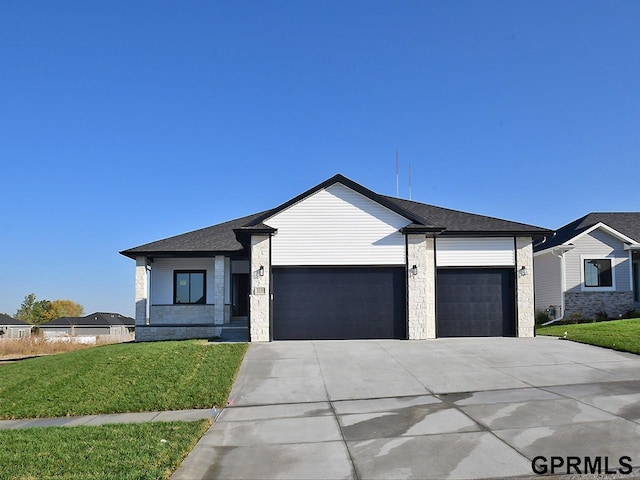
1 1 638 318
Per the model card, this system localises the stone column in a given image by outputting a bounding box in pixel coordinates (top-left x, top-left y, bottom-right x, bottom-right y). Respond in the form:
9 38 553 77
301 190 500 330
135 256 148 327
407 234 436 339
424 237 436 339
516 237 535 337
224 257 232 323
250 235 271 342
214 256 226 325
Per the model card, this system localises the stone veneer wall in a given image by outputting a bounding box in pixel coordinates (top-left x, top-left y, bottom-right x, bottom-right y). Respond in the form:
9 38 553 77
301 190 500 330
135 325 221 342
250 234 271 342
135 304 218 341
214 256 226 325
516 237 535 338
407 234 436 339
564 291 635 320
135 256 148 327
150 304 215 324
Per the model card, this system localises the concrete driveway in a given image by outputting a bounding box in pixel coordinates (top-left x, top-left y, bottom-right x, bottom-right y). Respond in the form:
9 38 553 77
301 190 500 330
172 337 640 479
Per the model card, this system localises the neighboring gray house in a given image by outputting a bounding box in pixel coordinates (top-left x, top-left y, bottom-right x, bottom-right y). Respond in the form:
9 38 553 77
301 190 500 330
39 312 135 337
121 174 549 342
0 314 31 338
534 213 640 321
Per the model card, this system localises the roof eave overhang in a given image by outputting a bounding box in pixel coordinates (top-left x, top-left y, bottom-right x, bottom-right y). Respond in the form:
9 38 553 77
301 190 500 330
233 225 278 248
439 230 551 237
534 244 576 256
624 243 640 251
400 224 446 236
119 249 247 260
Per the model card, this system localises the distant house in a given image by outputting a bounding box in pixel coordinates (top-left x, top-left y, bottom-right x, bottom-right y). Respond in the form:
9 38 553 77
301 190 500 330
0 314 32 338
39 312 135 337
534 213 640 321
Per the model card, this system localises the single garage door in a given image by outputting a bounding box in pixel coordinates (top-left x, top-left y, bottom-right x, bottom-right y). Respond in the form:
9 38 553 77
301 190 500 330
272 267 406 340
437 268 515 337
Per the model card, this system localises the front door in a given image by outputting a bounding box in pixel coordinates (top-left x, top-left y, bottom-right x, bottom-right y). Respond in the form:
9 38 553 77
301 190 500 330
232 273 249 317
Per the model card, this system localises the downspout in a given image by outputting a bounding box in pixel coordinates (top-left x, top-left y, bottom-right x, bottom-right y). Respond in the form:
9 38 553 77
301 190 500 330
542 245 574 326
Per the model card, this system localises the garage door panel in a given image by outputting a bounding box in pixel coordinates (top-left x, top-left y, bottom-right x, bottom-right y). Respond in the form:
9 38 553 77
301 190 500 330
437 268 515 337
272 267 406 340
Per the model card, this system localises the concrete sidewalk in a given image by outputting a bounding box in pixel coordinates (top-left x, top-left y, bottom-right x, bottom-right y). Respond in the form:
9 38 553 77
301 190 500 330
0 408 216 430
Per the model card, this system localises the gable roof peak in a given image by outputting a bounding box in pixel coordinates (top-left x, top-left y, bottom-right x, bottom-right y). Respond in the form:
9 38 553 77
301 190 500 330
534 212 640 252
245 173 440 229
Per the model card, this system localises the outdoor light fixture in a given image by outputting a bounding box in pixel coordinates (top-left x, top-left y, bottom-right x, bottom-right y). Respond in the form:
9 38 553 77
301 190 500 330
411 265 418 276
259 265 265 277
519 266 527 277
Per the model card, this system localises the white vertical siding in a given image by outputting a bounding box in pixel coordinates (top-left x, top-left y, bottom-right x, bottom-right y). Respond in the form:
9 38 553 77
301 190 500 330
150 258 216 305
264 183 410 266
533 251 562 311
564 229 631 292
435 237 515 267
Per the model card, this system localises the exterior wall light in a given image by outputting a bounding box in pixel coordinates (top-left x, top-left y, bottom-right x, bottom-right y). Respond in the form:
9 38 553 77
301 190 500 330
259 265 265 277
519 266 527 277
411 265 418 276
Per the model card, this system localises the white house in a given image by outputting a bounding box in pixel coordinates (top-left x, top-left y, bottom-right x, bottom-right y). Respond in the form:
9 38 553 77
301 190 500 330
0 314 31 338
121 174 549 342
534 213 640 321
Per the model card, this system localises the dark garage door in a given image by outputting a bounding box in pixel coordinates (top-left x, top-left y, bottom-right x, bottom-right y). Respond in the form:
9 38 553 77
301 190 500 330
272 267 406 340
437 268 515 337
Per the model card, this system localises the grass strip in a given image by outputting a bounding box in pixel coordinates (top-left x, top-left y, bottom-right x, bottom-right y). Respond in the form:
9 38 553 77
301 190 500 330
0 340 247 419
0 420 210 480
536 318 640 355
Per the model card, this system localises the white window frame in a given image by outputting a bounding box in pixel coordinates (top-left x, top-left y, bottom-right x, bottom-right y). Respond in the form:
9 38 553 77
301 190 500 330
580 255 616 292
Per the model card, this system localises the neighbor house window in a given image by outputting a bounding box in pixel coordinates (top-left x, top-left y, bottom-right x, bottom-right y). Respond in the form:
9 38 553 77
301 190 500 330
174 271 206 304
584 259 612 288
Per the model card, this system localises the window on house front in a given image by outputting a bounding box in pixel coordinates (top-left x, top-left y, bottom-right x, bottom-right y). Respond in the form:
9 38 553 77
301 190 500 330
174 271 206 304
584 259 612 288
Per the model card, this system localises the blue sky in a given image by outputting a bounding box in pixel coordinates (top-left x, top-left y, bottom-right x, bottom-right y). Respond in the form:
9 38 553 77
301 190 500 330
1 1 638 317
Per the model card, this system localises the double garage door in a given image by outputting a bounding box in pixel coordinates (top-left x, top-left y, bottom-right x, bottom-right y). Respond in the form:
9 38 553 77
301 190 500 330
272 267 406 340
271 267 515 340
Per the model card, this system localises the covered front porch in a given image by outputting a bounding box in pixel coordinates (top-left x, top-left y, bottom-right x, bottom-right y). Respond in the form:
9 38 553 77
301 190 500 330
134 255 250 342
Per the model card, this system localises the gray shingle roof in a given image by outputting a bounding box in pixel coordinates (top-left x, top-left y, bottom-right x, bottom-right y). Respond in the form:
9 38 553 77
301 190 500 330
120 175 549 258
384 196 549 234
120 211 266 259
40 312 135 327
534 212 640 252
0 314 29 326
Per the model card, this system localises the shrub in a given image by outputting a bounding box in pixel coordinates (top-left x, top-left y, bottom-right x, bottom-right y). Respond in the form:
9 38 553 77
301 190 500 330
622 309 640 319
594 310 609 322
569 312 584 324
535 310 550 325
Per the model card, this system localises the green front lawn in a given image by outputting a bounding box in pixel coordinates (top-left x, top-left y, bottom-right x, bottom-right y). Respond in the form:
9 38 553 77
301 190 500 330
0 340 247 419
536 318 640 355
0 420 210 480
